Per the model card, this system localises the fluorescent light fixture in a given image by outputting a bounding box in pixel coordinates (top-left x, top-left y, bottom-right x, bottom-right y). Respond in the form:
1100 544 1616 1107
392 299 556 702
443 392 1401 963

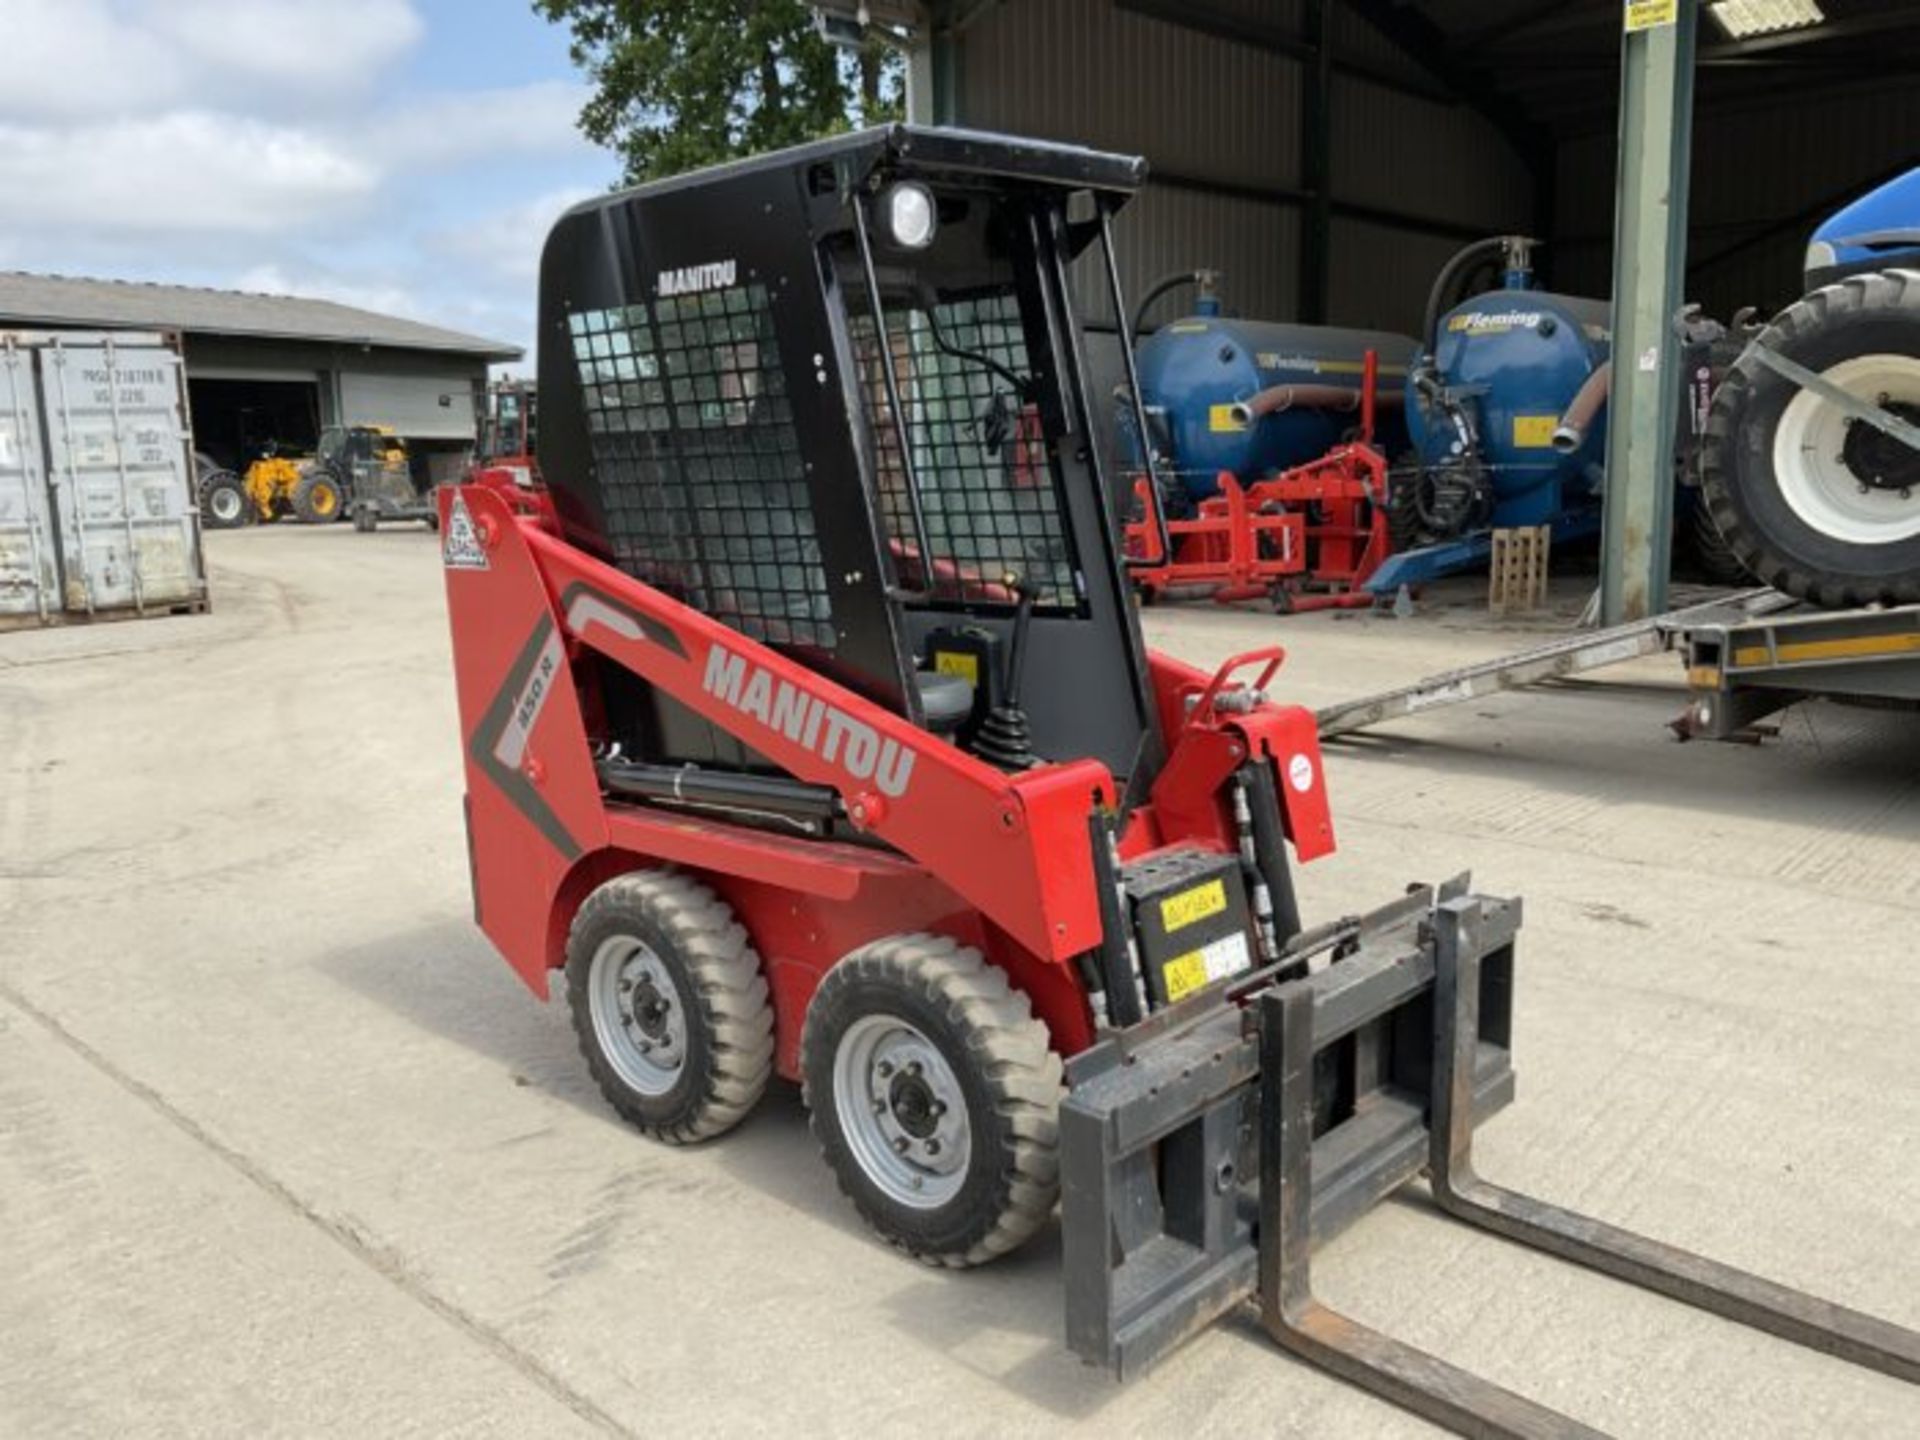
1708 0 1825 40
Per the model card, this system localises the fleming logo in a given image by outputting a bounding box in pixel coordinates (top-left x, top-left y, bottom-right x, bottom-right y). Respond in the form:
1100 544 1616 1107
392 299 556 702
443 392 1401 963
657 260 738 297
702 645 916 799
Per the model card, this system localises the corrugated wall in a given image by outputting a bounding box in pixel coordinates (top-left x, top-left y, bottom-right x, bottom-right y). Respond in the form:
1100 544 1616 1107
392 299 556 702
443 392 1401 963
1553 79 1920 321
952 0 1535 336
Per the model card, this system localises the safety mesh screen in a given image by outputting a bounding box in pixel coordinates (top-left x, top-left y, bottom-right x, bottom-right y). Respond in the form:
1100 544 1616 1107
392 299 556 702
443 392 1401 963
848 292 1079 608
568 287 834 649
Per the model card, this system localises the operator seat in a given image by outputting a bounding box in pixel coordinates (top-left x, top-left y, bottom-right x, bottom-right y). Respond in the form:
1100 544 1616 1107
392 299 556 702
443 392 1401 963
915 671 975 734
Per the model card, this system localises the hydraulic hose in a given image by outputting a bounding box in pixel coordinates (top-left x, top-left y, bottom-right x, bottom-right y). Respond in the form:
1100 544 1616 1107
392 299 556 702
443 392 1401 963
1551 362 1612 453
1422 236 1513 353
1131 269 1211 338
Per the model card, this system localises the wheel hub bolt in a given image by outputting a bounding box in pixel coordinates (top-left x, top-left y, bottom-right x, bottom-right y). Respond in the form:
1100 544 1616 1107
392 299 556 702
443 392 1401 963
876 1060 894 1079
925 1139 941 1155
905 1061 922 1078
893 1136 910 1154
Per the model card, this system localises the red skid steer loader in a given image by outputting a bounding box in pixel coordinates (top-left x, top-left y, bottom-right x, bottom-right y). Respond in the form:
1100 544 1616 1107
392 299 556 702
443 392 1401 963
441 126 1917 1435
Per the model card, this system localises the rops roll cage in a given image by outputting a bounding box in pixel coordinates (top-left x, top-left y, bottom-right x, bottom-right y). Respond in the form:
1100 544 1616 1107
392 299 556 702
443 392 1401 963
845 185 1172 598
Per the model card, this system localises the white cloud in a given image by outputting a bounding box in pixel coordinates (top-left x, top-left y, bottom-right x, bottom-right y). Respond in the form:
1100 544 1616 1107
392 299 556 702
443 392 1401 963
0 0 612 364
0 0 425 119
428 185 598 283
367 81 591 169
153 0 424 90
0 112 375 233
233 263 428 322
0 0 185 117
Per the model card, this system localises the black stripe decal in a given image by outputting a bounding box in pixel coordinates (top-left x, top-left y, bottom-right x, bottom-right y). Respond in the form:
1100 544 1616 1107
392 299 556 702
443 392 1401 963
469 615 582 862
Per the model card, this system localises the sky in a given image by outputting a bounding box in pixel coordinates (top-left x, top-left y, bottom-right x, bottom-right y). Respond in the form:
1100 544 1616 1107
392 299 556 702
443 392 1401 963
0 0 622 369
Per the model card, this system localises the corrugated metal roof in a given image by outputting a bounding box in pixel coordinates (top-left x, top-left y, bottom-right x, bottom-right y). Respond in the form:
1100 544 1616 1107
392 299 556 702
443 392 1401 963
0 272 521 361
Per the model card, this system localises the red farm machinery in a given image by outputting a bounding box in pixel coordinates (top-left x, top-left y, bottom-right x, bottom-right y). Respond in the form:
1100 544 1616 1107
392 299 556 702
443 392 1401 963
1124 349 1394 611
440 127 1918 1435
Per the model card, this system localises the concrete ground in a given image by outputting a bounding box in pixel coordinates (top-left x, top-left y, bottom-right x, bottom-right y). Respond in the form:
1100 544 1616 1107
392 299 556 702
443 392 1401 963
2 526 1915 1439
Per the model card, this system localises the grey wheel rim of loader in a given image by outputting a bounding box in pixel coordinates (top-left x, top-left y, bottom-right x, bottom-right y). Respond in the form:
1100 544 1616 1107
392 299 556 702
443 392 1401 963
564 870 774 1142
588 935 688 1096
831 1014 972 1207
1704 268 1920 606
801 933 1063 1267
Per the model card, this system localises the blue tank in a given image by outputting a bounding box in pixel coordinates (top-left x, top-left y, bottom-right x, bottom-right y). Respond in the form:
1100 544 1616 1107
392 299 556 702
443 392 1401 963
1405 286 1612 527
1132 309 1417 504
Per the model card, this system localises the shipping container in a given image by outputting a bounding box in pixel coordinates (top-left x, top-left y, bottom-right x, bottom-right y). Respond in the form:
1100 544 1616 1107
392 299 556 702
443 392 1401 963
0 331 209 629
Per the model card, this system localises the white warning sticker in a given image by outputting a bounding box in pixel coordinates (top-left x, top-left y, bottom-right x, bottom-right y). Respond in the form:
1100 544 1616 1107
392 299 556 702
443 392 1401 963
443 493 489 571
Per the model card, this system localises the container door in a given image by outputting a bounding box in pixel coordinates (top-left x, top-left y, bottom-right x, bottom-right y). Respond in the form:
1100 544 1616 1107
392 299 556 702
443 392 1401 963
0 340 57 623
38 338 207 615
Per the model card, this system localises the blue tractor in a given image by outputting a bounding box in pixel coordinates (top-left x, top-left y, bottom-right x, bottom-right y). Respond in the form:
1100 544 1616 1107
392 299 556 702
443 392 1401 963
1703 167 1920 608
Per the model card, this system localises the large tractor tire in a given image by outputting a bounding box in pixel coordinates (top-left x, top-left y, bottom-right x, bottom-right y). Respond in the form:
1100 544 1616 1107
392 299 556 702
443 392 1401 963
1703 269 1920 607
199 470 251 529
565 870 774 1143
291 469 346 525
1684 498 1750 587
802 933 1063 1268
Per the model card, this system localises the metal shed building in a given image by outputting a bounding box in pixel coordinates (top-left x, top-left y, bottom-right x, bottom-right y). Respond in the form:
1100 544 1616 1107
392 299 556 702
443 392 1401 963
873 0 1920 336
0 272 522 479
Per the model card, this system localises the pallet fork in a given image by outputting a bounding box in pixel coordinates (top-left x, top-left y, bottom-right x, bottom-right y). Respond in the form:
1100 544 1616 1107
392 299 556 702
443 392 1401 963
1063 881 1919 1436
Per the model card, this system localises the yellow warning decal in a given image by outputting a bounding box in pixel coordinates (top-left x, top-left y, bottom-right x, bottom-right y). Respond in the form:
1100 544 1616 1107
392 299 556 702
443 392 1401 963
1208 404 1247 434
1161 931 1253 1001
1513 415 1559 448
1161 879 1227 932
932 650 980 685
1625 0 1677 33
1168 321 1210 334
1162 950 1209 1002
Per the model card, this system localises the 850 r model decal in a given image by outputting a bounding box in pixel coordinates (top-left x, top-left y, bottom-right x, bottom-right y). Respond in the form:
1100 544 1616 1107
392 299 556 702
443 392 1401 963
470 615 582 861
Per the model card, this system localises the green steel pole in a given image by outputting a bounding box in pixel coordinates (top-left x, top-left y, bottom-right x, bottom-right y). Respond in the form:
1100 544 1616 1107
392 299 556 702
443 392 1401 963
1600 0 1698 624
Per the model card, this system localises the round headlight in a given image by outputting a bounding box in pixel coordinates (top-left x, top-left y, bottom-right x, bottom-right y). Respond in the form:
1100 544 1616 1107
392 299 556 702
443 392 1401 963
1804 239 1837 279
881 182 936 249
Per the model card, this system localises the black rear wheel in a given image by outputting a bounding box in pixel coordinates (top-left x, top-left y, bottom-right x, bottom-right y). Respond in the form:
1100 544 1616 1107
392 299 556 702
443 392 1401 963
1703 269 1920 607
200 472 250 529
565 870 774 1143
802 934 1063 1267
292 469 345 525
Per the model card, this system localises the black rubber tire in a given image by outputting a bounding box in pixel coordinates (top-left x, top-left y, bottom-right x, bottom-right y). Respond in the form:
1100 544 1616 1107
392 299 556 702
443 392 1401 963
1386 452 1424 553
199 472 251 529
291 469 346 525
352 504 377 533
1703 268 1920 607
801 934 1063 1268
564 870 774 1143
1685 497 1750 586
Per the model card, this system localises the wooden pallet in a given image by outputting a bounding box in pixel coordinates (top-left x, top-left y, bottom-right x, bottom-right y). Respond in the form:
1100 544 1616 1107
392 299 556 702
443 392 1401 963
1488 525 1550 616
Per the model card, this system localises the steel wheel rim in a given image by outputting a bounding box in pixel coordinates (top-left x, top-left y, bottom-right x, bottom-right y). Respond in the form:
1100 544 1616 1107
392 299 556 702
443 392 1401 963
1772 353 1920 546
831 1013 970 1209
314 484 338 516
588 935 688 1096
209 486 242 523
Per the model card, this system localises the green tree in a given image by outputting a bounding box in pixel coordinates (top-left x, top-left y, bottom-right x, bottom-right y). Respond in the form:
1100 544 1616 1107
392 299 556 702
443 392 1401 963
536 0 906 184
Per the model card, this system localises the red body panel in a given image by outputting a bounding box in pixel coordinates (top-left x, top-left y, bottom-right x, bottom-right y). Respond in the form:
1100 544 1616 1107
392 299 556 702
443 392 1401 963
442 481 1334 1070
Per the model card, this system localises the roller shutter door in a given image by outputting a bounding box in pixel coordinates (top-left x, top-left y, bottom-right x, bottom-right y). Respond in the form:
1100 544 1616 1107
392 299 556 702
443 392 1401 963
339 371 476 440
